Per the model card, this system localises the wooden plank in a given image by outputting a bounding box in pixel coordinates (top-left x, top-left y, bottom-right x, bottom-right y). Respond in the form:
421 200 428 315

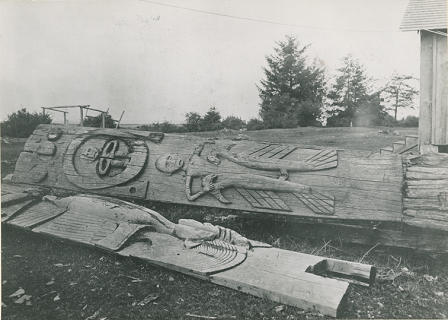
418 31 434 149
406 187 448 198
434 33 448 145
210 247 350 317
407 180 448 187
403 197 447 211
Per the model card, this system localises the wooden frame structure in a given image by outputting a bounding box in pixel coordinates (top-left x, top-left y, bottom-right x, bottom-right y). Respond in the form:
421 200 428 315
400 0 448 154
41 105 117 128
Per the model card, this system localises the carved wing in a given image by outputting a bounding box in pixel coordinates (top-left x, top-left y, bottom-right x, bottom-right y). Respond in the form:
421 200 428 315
293 191 335 215
240 143 297 159
304 149 338 170
236 189 291 211
236 188 335 215
230 146 337 214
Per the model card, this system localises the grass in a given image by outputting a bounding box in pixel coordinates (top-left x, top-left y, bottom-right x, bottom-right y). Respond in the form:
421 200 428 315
2 127 448 319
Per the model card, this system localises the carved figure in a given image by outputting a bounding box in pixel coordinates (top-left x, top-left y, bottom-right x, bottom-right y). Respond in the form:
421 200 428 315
155 142 336 207
38 195 258 249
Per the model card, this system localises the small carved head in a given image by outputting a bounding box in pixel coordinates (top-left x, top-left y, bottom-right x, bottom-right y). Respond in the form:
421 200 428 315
155 154 184 175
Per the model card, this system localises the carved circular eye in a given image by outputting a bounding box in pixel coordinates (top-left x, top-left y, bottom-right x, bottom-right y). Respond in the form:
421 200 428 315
47 128 63 141
129 187 137 194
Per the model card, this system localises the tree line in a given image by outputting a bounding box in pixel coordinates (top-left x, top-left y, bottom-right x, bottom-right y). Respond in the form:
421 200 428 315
174 35 419 132
258 36 418 129
2 36 418 137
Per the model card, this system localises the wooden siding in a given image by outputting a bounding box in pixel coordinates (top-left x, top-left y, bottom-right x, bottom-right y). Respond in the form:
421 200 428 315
419 30 448 150
400 0 447 31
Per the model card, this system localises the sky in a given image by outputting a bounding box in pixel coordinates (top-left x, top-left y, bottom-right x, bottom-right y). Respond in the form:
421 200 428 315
0 0 420 125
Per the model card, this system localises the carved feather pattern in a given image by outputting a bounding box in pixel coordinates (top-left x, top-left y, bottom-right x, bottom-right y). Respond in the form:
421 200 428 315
244 144 297 159
236 188 291 211
304 149 338 170
192 240 247 274
293 192 335 215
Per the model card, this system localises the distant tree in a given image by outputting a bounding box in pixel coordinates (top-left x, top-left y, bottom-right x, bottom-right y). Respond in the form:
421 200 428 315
257 36 325 128
83 113 116 128
152 121 185 133
221 116 246 130
184 112 203 132
246 118 265 131
326 54 373 126
1 108 52 138
383 73 418 121
398 115 419 127
201 107 222 131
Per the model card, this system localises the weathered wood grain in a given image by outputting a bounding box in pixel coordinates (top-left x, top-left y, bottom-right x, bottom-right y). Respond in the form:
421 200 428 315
6 200 67 229
95 223 147 251
307 259 376 285
403 216 448 231
404 209 448 221
403 198 447 211
209 247 350 317
406 167 448 180
1 199 36 222
1 192 31 206
11 125 405 223
403 153 448 230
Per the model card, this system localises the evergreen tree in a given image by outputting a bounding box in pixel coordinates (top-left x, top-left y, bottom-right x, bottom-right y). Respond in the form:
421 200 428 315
383 73 418 121
257 36 325 128
326 54 372 127
201 107 222 131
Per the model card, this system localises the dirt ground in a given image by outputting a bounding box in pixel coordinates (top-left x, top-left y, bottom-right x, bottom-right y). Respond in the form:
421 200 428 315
2 126 448 320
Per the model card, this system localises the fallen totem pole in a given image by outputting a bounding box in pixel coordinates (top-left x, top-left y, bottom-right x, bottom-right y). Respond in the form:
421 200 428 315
2 124 447 315
8 124 448 252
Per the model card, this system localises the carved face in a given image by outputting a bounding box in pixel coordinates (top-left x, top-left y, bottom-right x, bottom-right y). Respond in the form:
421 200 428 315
155 154 184 175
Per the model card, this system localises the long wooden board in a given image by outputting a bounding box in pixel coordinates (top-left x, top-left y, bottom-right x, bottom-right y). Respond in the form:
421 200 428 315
12 125 404 223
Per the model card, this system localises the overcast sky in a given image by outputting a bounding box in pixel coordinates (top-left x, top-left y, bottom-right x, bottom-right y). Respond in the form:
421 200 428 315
0 0 420 125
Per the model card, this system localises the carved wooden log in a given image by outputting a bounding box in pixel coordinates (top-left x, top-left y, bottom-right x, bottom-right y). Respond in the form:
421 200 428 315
12 125 404 222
